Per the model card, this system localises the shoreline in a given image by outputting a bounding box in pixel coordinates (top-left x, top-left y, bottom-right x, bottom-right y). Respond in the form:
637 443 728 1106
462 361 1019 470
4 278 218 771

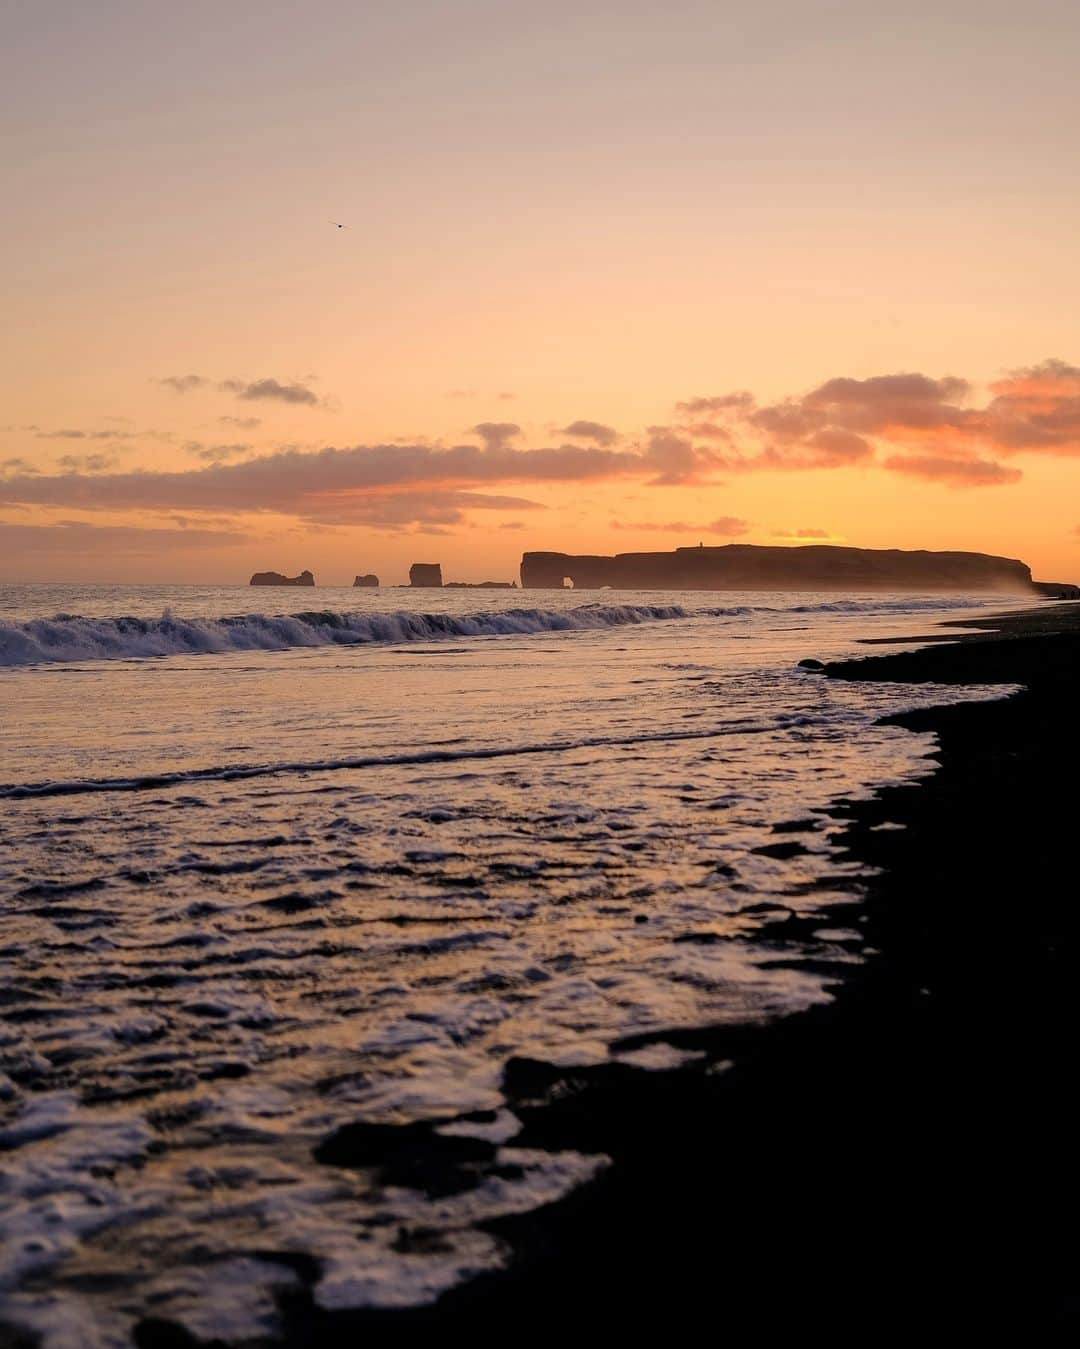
120 602 1080 1342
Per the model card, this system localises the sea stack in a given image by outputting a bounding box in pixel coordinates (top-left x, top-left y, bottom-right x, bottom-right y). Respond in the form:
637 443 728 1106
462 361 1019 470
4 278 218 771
353 574 379 588
409 562 443 588
250 570 315 587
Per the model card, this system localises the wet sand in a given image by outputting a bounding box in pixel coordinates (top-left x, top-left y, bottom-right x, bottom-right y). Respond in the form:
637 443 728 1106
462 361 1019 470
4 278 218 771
129 602 1080 1346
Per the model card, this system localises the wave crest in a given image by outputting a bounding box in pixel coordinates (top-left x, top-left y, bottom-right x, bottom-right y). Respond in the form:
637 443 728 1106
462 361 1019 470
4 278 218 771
0 604 693 666
0 595 994 667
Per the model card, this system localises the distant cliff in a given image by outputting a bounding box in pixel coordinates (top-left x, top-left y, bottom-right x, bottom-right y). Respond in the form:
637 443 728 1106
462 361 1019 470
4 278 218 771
1033 581 1080 599
444 580 515 589
250 570 315 587
520 546 1036 593
353 574 379 587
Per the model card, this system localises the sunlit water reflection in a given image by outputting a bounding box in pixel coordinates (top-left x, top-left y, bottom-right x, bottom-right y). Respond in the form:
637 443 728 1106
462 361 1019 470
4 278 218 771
0 586 1018 1344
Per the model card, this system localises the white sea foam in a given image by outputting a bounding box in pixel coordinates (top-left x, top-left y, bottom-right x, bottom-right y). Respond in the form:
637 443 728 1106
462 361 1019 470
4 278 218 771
0 595 993 667
0 583 1018 1343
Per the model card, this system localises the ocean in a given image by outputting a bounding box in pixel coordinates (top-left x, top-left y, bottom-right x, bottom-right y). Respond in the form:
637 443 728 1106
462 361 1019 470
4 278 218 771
0 584 1019 1345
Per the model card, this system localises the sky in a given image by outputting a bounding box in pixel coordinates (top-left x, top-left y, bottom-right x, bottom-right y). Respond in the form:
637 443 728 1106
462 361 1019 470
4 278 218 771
3 0 1080 585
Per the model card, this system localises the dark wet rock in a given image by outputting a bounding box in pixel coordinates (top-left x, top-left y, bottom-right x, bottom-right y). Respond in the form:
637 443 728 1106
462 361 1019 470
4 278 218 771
797 658 826 670
353 574 379 587
249 570 315 587
313 1119 495 1197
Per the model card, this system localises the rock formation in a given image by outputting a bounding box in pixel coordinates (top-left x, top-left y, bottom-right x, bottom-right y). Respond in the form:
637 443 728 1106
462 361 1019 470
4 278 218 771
409 562 443 588
444 580 515 588
1032 581 1080 599
520 545 1037 593
353 574 379 587
250 570 315 587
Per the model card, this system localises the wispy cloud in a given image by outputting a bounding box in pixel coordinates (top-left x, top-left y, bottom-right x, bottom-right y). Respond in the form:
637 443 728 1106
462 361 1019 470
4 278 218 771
184 441 255 463
159 374 207 394
55 453 121 472
675 392 754 415
220 378 319 406
0 440 634 526
9 360 1078 539
0 520 249 555
160 374 322 406
611 517 749 536
35 428 140 441
881 454 1023 488
290 490 545 530
560 420 620 447
471 422 522 450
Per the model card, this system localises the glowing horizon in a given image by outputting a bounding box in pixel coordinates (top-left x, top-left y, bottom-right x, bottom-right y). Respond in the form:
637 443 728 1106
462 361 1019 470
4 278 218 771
4 1 1080 584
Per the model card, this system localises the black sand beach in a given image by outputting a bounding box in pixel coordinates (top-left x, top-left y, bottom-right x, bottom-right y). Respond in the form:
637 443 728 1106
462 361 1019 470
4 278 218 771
126 602 1080 1346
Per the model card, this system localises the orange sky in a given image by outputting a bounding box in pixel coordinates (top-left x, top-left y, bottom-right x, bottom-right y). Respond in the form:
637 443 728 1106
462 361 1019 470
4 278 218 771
3 1 1080 585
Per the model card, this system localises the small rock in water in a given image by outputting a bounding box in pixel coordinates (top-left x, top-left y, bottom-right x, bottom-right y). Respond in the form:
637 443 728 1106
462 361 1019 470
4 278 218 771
797 658 826 671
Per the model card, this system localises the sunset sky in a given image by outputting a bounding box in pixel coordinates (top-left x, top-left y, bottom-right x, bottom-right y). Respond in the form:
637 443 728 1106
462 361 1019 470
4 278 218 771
4 0 1080 584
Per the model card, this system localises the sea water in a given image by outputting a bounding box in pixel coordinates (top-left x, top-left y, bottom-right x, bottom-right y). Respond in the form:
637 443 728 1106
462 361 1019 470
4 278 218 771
0 585 1019 1344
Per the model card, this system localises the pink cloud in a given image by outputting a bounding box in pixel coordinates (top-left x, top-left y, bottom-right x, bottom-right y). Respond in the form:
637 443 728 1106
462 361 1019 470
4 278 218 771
560 420 620 446
0 520 249 554
664 360 1080 483
675 392 754 415
471 422 522 450
6 358 1076 533
0 442 640 521
882 454 1022 488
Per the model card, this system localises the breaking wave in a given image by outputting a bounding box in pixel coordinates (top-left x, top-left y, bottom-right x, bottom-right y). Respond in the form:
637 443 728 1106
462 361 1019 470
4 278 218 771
0 596 993 667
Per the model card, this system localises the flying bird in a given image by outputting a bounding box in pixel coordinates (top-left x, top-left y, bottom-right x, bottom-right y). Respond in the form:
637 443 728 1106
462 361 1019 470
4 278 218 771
330 221 348 229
